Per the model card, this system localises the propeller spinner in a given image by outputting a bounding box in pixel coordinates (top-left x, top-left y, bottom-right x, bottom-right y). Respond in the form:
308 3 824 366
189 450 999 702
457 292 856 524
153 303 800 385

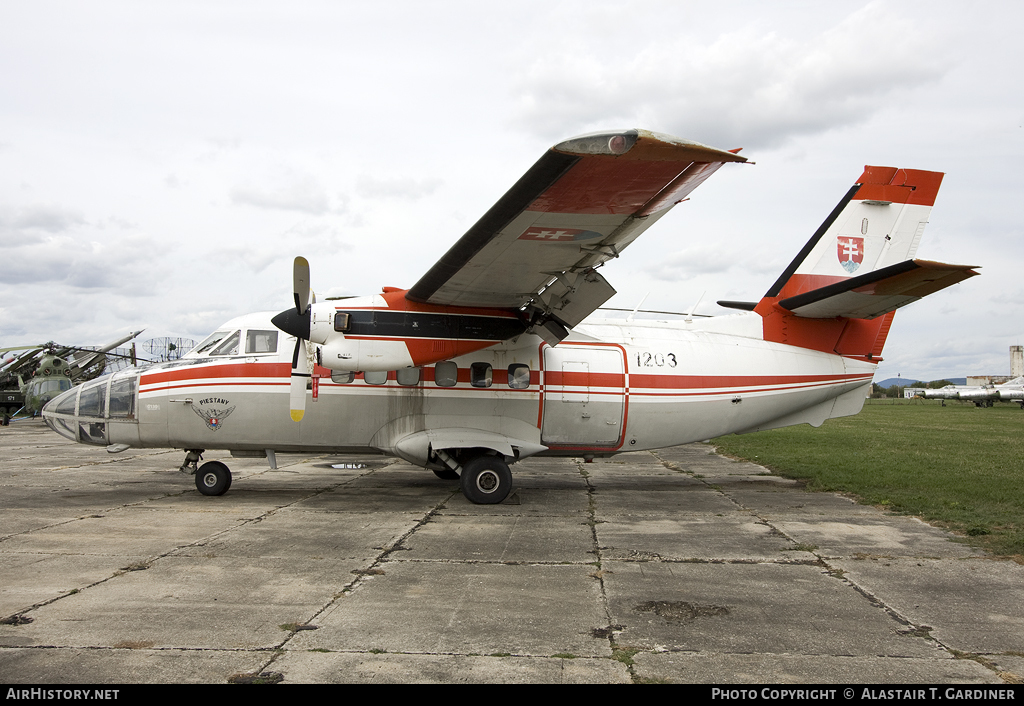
271 257 313 422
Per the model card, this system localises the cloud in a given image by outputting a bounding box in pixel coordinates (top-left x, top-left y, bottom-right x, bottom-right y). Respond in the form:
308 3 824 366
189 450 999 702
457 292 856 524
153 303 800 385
0 205 87 240
513 3 951 149
0 232 168 289
643 247 735 282
641 242 785 284
355 175 442 200
230 173 335 215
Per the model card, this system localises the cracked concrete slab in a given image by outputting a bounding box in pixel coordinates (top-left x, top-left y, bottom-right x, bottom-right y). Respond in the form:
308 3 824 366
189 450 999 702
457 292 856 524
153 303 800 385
0 647 269 684
1 421 1021 684
401 514 596 563
1 554 366 650
274 651 631 683
602 560 941 658
291 562 610 657
598 516 811 562
632 653 999 684
772 517 983 559
831 557 1024 655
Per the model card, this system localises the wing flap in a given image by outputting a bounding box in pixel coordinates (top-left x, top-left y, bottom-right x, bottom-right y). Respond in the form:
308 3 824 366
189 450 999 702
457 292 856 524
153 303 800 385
779 259 979 319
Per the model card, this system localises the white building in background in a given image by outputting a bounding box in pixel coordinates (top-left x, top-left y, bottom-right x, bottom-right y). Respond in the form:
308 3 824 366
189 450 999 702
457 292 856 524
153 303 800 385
966 346 1024 387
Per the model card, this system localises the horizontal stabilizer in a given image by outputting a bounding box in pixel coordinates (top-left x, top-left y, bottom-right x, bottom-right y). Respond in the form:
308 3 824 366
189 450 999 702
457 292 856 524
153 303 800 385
778 259 978 320
717 300 757 312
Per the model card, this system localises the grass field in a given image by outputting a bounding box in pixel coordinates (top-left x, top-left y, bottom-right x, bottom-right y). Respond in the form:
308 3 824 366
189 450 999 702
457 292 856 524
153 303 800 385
711 399 1024 559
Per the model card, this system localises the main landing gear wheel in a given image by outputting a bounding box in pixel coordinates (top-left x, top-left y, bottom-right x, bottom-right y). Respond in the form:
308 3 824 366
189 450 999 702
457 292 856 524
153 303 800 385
196 461 232 496
460 455 512 505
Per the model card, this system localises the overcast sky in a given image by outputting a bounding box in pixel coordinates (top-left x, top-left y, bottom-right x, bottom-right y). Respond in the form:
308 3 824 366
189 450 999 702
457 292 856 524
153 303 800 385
2 1 1021 382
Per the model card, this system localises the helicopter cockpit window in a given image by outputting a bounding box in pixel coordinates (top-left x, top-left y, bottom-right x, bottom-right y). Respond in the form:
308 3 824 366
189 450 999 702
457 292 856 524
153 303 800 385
209 330 241 356
245 330 278 355
191 331 231 355
78 380 107 418
36 379 70 395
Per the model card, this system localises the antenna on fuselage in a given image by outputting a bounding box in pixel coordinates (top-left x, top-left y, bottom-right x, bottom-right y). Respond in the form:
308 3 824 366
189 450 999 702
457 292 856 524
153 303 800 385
626 292 650 323
685 291 706 324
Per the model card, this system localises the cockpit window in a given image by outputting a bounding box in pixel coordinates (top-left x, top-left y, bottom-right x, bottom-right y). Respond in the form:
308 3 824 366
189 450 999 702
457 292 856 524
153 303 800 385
78 380 107 418
245 330 278 355
54 387 79 415
108 374 137 419
209 330 241 356
191 330 231 355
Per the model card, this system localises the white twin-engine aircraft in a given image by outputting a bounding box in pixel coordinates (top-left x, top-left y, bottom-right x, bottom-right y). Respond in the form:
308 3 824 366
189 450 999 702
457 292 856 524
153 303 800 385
42 130 977 504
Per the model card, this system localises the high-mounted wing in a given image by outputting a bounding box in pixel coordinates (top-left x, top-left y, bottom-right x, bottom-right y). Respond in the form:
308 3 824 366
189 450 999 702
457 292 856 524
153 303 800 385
407 130 746 340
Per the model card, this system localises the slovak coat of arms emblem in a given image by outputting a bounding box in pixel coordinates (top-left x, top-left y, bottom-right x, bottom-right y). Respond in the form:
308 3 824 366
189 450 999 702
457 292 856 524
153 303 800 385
837 236 864 274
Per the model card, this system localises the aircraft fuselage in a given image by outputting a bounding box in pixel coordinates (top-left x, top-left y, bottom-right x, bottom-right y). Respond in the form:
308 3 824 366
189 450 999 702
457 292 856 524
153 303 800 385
43 310 875 463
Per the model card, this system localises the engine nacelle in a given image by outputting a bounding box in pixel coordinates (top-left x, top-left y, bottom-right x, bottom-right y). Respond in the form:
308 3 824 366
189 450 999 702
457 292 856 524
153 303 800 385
321 336 415 372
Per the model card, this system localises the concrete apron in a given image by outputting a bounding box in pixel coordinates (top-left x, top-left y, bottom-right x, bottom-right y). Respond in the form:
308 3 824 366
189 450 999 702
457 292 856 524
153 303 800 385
0 421 1021 684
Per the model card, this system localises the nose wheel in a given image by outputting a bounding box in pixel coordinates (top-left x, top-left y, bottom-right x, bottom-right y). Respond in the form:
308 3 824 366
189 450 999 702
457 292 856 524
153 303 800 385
195 461 232 496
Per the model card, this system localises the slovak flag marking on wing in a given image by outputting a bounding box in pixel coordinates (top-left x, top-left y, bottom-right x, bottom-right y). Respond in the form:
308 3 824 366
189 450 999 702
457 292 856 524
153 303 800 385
837 236 864 274
518 227 601 242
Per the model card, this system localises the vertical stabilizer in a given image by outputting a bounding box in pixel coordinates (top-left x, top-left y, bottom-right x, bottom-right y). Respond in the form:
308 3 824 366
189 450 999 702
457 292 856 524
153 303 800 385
763 167 943 302
753 167 976 360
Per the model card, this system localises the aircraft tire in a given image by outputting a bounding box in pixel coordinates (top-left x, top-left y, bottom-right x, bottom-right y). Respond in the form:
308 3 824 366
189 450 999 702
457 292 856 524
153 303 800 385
432 468 460 481
196 461 232 496
460 455 511 504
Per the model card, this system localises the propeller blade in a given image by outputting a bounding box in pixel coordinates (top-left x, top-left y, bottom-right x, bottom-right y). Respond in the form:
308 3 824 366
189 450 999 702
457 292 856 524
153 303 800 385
290 338 309 422
293 256 310 315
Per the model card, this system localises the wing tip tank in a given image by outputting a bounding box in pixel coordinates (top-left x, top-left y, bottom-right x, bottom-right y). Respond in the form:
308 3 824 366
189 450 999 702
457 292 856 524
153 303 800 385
553 129 748 163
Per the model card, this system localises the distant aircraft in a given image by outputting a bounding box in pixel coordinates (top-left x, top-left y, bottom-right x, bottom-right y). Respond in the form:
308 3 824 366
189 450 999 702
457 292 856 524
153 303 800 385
920 377 1024 407
1 331 144 420
41 130 977 503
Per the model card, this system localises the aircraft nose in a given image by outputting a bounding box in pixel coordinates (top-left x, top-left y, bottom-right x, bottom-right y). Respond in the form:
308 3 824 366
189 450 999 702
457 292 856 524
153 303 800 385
271 307 310 340
41 368 142 446
42 386 78 441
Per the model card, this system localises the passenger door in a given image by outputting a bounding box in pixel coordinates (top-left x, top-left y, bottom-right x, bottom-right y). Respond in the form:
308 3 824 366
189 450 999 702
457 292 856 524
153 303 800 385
541 345 625 446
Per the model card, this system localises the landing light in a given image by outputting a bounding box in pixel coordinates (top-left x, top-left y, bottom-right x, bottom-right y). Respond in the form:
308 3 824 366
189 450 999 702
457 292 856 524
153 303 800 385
608 135 629 154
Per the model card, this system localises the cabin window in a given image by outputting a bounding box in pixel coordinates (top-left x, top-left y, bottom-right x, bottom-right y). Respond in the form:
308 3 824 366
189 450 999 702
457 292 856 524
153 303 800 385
209 330 241 356
434 361 457 387
364 371 387 385
471 362 492 388
334 312 351 332
397 368 420 386
245 330 278 354
331 371 354 384
508 363 531 389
